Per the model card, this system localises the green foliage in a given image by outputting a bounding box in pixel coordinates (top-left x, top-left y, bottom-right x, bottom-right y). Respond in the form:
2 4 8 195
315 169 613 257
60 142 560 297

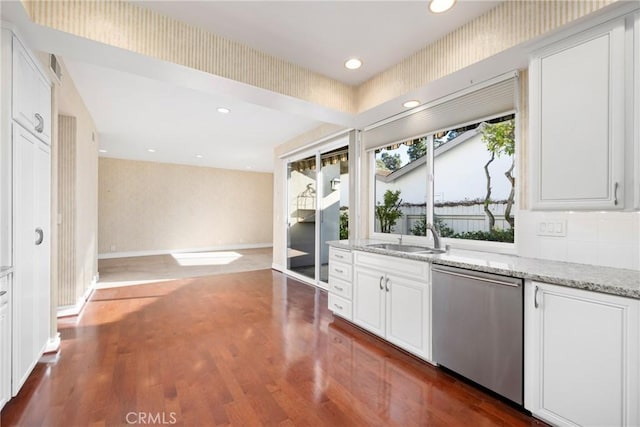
434 216 456 237
410 216 426 236
375 190 403 233
411 215 513 242
481 119 515 158
339 210 349 240
407 139 427 161
449 227 514 243
380 152 402 171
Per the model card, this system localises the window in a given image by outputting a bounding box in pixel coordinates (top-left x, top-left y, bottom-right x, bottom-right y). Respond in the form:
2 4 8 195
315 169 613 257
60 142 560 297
371 114 516 244
373 140 428 236
433 115 515 243
366 74 518 246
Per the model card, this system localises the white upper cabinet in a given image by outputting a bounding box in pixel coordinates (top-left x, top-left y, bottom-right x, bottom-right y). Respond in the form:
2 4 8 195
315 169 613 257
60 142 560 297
12 36 51 145
530 18 626 210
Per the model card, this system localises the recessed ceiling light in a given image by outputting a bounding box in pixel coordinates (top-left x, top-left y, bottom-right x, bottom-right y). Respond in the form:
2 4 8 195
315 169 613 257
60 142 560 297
344 58 362 70
98 149 107 153
403 100 420 108
429 0 456 13
147 149 156 153
217 107 230 114
195 154 203 158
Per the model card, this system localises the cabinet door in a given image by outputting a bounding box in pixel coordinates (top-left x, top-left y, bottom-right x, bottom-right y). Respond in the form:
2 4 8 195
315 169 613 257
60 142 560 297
530 20 625 209
352 267 385 337
385 274 429 359
11 37 51 145
526 282 639 426
12 37 37 133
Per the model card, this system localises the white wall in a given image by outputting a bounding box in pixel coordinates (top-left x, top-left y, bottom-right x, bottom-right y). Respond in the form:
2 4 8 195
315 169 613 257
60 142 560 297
518 211 640 270
434 133 513 202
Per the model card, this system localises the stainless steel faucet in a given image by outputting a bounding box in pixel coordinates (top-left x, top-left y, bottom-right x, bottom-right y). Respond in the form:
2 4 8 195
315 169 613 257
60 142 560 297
398 234 403 244
426 223 441 249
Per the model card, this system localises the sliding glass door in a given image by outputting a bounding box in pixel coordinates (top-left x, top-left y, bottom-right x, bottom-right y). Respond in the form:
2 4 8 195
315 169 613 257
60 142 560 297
287 155 317 280
286 141 349 287
318 148 349 283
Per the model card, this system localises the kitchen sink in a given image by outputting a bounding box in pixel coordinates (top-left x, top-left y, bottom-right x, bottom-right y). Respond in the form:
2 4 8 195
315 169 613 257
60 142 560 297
367 243 446 254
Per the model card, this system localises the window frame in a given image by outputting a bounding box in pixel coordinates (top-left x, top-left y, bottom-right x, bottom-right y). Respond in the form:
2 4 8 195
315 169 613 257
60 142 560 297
368 111 519 254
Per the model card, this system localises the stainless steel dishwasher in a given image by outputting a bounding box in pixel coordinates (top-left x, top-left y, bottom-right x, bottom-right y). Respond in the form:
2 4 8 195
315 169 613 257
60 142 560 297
432 265 523 405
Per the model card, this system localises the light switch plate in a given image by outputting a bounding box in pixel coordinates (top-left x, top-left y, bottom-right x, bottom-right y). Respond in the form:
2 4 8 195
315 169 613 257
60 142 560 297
536 220 567 237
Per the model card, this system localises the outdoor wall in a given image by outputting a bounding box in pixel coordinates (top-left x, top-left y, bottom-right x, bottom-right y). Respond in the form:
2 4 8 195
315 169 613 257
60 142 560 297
98 158 273 257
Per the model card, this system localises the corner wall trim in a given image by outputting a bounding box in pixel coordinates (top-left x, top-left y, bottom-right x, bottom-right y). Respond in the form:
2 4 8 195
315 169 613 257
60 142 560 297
44 333 61 354
98 243 273 260
56 278 96 318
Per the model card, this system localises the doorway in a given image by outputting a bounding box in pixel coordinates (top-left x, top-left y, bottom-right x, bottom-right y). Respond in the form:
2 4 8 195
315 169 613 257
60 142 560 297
286 142 349 288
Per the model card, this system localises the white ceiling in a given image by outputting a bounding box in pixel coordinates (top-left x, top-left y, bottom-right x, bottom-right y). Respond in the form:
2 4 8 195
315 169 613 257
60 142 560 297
132 1 501 85
62 60 320 171
2 0 508 172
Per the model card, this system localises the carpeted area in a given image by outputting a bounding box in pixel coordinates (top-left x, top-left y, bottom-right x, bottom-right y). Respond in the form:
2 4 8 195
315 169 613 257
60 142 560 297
96 247 273 288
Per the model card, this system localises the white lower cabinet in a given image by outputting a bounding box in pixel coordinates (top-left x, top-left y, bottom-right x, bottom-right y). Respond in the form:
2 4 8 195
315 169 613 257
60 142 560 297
328 247 354 321
525 281 639 427
352 251 430 361
0 273 10 410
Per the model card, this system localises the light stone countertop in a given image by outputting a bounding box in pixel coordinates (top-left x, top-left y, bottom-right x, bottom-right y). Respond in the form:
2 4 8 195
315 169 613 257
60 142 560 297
328 239 640 300
0 266 12 278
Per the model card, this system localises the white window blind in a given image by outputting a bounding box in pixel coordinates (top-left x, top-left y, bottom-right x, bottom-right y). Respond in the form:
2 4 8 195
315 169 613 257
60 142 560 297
363 74 517 151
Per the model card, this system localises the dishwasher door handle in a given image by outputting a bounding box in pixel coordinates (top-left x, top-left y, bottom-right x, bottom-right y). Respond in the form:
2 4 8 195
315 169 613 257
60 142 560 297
432 267 520 287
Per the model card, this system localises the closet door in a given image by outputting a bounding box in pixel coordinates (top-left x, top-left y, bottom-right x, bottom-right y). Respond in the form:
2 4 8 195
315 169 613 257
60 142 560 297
12 124 37 395
34 142 50 352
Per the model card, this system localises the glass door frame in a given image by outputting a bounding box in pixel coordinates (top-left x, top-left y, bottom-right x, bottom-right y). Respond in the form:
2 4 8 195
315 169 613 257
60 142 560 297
284 135 350 289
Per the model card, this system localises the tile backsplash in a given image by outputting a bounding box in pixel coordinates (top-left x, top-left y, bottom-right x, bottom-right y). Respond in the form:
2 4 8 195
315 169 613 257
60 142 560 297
518 211 640 270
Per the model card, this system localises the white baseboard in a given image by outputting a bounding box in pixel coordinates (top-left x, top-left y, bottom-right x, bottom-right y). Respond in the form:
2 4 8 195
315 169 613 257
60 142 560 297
44 332 61 354
98 242 273 260
57 277 96 318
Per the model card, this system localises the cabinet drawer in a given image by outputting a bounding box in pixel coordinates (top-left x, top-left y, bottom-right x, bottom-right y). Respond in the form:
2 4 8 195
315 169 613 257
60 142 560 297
329 247 352 263
354 251 428 280
329 277 352 300
328 262 352 281
328 293 352 320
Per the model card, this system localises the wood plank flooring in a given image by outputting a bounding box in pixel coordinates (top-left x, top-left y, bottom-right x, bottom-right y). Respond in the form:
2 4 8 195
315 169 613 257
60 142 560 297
1 269 545 426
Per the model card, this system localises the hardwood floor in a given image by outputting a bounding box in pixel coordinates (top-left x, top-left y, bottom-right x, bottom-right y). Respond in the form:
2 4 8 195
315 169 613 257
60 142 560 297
2 270 544 426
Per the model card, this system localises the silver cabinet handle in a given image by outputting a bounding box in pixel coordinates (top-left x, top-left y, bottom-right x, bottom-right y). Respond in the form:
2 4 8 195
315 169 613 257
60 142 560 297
379 276 384 290
334 268 343 274
34 113 44 133
614 182 619 206
333 303 344 310
334 285 343 291
335 254 344 259
534 286 540 309
385 278 390 292
35 227 44 245
0 290 6 297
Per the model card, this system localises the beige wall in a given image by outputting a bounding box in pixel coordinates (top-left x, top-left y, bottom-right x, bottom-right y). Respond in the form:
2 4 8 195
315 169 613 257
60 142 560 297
23 0 614 114
55 57 100 308
99 158 273 255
